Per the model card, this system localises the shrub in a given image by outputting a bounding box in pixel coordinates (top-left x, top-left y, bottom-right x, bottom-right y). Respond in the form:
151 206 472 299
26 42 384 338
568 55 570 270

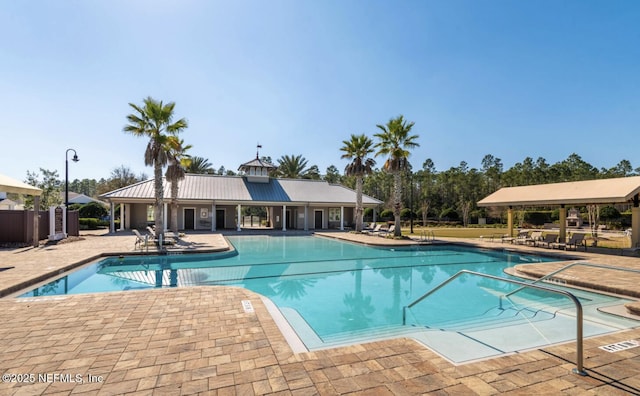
600 205 620 220
380 209 394 220
439 207 459 220
79 201 109 219
400 208 416 220
363 208 374 221
79 218 99 230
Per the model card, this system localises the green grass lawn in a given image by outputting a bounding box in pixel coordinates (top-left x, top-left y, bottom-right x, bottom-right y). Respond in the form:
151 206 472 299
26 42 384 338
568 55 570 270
401 226 508 239
399 225 630 249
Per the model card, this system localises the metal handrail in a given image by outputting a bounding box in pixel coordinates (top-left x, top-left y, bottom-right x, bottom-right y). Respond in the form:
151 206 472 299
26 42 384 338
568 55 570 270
402 270 587 375
505 262 640 298
420 230 435 242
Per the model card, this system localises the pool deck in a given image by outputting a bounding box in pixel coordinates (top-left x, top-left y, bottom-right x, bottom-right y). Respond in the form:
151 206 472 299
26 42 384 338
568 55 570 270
0 230 639 395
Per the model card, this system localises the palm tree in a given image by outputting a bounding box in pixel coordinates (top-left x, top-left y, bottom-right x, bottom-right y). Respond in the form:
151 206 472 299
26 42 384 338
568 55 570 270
340 134 375 232
165 137 192 233
276 154 310 178
186 156 215 174
374 115 420 237
123 97 188 239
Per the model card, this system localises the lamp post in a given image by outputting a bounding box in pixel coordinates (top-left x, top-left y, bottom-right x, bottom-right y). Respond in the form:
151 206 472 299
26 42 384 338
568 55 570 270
65 148 79 236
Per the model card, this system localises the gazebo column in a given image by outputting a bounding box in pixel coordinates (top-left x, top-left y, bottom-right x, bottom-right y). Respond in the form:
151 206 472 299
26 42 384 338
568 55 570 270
373 207 377 224
340 206 344 231
237 204 241 231
507 206 514 237
559 204 567 243
632 195 639 247
282 205 287 231
119 204 125 231
163 203 168 232
109 202 115 233
304 205 309 231
211 202 216 231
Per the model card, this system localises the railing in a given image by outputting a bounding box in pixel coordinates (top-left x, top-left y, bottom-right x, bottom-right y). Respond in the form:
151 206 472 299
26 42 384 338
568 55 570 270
505 262 640 298
420 230 435 242
403 270 587 375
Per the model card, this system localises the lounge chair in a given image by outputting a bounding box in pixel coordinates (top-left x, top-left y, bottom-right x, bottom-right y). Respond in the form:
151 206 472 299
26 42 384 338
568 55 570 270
378 225 395 237
525 231 543 246
514 231 530 245
367 224 383 235
536 233 557 248
621 242 640 256
363 223 376 232
132 229 147 250
554 233 586 251
501 234 516 243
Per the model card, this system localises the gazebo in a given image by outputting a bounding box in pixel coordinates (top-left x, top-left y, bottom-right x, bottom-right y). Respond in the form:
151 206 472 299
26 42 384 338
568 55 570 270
478 176 640 246
0 173 43 247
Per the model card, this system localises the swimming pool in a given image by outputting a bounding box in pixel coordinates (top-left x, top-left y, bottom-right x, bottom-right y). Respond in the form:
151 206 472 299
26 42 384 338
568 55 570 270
20 235 637 363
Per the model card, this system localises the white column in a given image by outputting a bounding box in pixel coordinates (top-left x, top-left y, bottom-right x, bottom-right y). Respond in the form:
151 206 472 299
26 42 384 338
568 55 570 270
304 205 309 231
109 202 115 233
163 203 168 231
282 205 287 231
212 202 216 231
126 204 131 229
119 204 124 231
373 208 377 224
237 204 241 231
340 206 344 231
632 205 640 247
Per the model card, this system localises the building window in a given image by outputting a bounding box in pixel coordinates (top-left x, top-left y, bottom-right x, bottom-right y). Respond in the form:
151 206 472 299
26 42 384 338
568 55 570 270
328 208 341 222
146 205 154 222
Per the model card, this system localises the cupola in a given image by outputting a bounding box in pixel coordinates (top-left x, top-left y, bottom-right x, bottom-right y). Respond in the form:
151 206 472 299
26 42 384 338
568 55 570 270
238 145 276 183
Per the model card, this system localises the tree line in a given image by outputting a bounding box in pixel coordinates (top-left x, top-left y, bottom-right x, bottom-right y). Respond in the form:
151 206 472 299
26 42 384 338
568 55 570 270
20 96 638 236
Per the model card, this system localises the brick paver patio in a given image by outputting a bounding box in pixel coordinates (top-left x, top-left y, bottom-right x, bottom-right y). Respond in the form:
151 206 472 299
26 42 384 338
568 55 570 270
0 230 638 395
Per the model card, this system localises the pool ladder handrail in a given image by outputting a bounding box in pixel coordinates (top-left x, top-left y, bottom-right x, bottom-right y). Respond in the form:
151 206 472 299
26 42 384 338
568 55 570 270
505 261 640 298
402 269 587 376
420 230 435 242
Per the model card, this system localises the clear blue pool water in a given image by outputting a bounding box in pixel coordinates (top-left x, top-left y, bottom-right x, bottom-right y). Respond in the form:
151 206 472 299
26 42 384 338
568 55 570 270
20 235 636 362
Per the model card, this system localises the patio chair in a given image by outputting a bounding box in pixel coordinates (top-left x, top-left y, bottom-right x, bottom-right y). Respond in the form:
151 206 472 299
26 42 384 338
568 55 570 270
554 233 586 251
367 224 382 235
621 242 640 256
514 231 530 245
378 225 395 237
536 233 557 248
132 229 147 250
525 231 543 246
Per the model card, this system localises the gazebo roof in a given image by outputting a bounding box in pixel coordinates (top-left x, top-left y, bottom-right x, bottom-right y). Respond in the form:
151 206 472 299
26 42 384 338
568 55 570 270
238 158 277 172
478 176 640 207
0 173 42 196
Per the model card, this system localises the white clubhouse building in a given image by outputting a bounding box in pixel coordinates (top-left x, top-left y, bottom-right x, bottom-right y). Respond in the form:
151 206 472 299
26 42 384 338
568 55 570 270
100 157 382 232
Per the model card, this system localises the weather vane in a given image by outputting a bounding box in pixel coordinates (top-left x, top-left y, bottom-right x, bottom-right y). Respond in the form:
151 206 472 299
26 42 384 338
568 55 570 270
256 143 262 159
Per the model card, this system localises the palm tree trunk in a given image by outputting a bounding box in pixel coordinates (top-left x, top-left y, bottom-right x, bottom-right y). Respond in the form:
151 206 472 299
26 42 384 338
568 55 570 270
393 171 402 237
355 176 363 232
170 180 179 233
154 163 164 239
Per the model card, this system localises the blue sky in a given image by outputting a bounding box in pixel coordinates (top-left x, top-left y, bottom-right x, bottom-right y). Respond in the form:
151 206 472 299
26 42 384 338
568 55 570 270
1 0 639 182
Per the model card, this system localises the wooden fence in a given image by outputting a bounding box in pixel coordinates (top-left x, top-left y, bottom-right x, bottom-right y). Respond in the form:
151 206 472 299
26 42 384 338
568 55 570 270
0 210 79 244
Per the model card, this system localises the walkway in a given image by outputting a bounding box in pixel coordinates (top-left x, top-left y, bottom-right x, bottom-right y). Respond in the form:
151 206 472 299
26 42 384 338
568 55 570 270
0 230 638 395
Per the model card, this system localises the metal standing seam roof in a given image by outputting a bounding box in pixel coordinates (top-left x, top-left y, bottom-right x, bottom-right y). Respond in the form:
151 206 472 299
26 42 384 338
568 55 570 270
0 173 42 196
477 175 640 207
100 174 383 205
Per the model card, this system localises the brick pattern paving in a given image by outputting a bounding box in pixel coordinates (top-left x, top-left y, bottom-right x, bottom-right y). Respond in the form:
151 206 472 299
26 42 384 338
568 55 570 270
0 231 638 395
